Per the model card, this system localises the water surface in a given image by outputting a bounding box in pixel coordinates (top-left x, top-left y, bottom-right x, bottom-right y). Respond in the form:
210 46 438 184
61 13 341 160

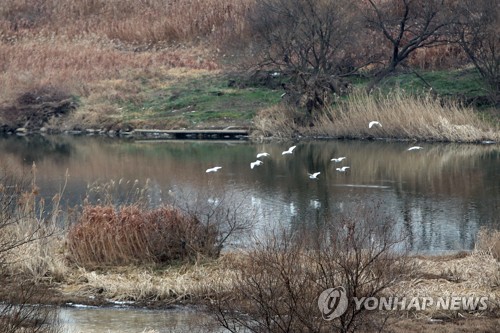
59 305 219 333
1 135 499 253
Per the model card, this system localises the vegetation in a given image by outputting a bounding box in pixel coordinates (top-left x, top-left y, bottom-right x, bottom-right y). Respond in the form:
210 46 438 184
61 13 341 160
0 0 499 329
253 89 499 142
67 205 219 267
0 163 499 332
211 203 413 333
0 0 497 140
0 163 62 333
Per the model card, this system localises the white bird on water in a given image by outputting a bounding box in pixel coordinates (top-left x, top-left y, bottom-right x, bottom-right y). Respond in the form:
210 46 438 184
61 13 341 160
369 121 382 129
336 166 350 172
206 166 222 173
308 172 321 179
256 152 270 158
331 157 346 163
407 146 423 151
250 160 264 169
282 145 297 155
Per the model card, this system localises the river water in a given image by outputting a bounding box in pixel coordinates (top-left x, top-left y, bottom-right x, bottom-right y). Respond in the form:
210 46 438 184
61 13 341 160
58 305 220 333
1 134 499 332
2 134 498 252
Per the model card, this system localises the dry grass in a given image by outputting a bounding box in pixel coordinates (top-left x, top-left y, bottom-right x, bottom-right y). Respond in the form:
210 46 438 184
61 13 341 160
0 0 254 128
0 163 67 283
251 105 300 140
314 89 499 142
62 253 239 304
0 0 252 43
475 227 500 260
66 204 219 268
253 89 500 142
0 36 218 103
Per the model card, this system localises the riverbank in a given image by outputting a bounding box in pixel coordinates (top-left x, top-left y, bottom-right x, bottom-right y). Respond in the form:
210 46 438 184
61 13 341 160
1 249 500 333
1 67 498 143
0 155 499 332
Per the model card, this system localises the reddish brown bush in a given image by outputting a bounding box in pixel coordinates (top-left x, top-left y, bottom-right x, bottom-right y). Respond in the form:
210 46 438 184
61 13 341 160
66 204 218 267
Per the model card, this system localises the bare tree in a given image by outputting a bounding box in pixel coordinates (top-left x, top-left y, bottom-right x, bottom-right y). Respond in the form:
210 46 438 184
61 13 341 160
363 0 456 89
453 0 499 105
209 203 412 333
248 0 361 113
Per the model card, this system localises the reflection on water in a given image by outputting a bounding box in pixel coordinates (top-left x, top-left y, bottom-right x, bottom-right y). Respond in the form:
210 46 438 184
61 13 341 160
59 305 220 333
0 135 498 253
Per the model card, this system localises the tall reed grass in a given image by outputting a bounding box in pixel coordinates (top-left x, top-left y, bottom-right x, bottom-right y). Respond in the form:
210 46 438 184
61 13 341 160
0 0 252 44
66 204 219 268
0 162 66 282
253 89 499 142
1 0 253 116
0 162 64 333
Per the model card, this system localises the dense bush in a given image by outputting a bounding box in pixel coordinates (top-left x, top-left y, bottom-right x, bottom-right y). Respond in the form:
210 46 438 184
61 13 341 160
66 204 219 267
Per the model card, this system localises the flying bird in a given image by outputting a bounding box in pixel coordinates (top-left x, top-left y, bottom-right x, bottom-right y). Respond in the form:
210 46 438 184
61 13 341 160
250 160 264 169
336 166 350 172
407 146 423 151
331 157 346 163
206 166 222 173
256 152 270 158
308 172 321 179
282 145 297 155
369 121 382 129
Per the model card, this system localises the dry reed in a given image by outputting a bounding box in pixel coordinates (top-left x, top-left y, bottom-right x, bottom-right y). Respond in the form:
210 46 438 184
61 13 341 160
0 163 67 283
64 254 239 303
253 89 500 142
0 0 254 113
66 204 219 268
475 227 500 260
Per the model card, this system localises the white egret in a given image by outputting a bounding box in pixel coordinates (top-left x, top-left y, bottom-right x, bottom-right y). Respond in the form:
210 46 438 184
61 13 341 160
206 166 222 173
282 145 297 155
331 157 346 163
310 199 321 209
256 152 270 158
308 172 321 179
336 166 350 172
250 160 264 169
369 121 382 129
407 146 423 151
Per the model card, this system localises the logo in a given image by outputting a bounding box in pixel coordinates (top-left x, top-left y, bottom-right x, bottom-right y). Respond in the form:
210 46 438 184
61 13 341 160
317 286 348 320
318 287 489 321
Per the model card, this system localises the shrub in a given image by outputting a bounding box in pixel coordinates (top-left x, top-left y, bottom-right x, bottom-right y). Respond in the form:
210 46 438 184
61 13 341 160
66 204 219 267
210 203 412 333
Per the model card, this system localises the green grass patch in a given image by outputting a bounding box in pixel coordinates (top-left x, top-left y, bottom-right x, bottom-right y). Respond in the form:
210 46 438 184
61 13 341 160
121 73 283 127
356 68 489 99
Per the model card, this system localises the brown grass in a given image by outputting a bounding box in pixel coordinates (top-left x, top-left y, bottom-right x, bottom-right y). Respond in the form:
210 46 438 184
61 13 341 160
475 227 500 260
0 0 252 43
0 0 255 129
66 204 219 268
61 254 238 304
253 89 500 142
0 37 218 102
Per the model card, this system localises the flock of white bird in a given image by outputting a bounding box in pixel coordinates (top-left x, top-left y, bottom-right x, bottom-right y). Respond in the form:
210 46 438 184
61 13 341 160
206 121 424 175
